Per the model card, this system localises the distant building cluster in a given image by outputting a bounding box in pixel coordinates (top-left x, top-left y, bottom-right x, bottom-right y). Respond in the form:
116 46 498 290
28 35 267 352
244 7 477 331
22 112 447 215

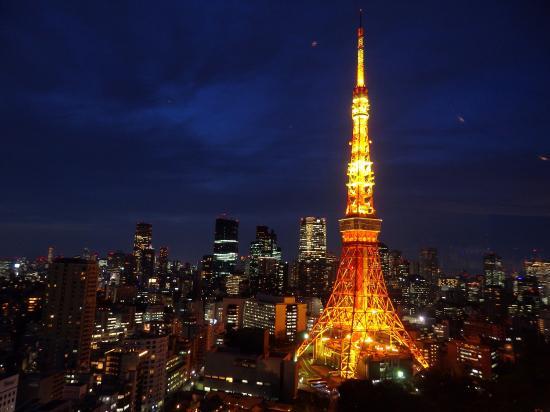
0 217 548 410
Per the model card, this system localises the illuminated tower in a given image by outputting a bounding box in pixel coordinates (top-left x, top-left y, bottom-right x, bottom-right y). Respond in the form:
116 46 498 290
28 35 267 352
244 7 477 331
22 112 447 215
296 13 428 379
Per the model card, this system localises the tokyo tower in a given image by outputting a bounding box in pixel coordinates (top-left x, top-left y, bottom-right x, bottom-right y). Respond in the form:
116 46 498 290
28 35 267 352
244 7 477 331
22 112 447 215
296 13 429 379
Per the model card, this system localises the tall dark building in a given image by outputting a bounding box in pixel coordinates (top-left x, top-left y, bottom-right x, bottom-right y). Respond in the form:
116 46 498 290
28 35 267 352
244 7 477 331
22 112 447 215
483 253 505 319
297 217 329 299
419 247 439 284
132 222 154 286
212 217 239 281
158 246 169 275
248 226 283 295
389 250 410 285
484 253 505 287
201 255 214 281
158 246 169 290
42 258 98 372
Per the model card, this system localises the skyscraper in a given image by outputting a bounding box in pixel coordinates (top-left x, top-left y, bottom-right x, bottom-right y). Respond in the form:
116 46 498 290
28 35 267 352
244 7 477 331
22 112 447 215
156 246 169 291
419 247 440 284
47 246 54 264
483 253 504 287
483 253 505 319
158 246 169 276
42 258 98 372
298 217 327 261
124 333 169 411
133 222 153 286
525 258 550 305
248 226 283 295
297 217 329 298
212 217 239 292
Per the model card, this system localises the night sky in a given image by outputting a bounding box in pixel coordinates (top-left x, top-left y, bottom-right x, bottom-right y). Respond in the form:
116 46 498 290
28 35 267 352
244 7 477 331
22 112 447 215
1 1 549 273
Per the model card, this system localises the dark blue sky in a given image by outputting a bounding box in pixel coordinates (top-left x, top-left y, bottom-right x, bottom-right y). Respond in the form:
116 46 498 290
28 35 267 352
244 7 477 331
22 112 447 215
1 1 549 273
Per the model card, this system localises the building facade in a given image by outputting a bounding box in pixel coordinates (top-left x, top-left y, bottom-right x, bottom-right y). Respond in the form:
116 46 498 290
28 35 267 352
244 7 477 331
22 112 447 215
212 217 239 291
42 258 98 373
243 295 306 342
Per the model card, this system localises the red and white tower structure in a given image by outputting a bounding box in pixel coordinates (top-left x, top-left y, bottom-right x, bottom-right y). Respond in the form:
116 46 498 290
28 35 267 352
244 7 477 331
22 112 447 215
296 12 429 379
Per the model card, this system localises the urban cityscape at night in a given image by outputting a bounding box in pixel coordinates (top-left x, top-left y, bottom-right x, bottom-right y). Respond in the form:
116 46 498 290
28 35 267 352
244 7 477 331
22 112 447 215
1 2 549 412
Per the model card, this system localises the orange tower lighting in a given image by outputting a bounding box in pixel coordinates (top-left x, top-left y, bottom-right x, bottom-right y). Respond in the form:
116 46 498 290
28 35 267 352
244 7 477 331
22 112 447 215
296 12 429 379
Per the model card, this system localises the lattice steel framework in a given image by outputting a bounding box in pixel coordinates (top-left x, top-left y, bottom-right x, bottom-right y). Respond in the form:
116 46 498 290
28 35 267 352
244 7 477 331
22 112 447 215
296 13 429 379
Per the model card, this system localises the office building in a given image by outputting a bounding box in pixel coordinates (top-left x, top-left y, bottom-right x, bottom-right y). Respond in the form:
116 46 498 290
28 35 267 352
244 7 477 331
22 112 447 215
212 217 239 287
243 295 306 342
218 297 246 331
525 258 550 304
202 329 297 402
419 248 439 284
298 217 326 261
483 253 505 288
248 226 284 295
42 258 98 372
297 217 329 298
124 333 169 411
158 246 169 288
133 222 154 285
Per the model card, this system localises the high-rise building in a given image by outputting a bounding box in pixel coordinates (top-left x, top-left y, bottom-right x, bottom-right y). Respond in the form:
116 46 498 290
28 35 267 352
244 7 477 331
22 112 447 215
298 217 327 261
483 253 505 319
389 250 410 279
42 258 98 372
525 258 550 305
447 338 498 381
133 222 153 286
212 217 239 284
483 253 504 288
419 248 439 284
47 246 54 264
248 226 284 295
297 217 329 298
158 246 169 276
124 333 168 412
387 250 409 293
408 275 430 309
243 295 307 342
106 251 127 286
225 274 245 296
218 297 246 331
297 15 428 379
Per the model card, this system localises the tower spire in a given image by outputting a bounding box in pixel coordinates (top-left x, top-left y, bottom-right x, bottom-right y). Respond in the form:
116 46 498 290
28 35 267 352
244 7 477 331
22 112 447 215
346 9 374 217
356 9 365 88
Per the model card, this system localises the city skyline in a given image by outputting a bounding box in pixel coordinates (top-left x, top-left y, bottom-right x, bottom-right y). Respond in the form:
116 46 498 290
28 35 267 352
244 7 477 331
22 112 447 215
1 6 549 410
2 2 549 272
